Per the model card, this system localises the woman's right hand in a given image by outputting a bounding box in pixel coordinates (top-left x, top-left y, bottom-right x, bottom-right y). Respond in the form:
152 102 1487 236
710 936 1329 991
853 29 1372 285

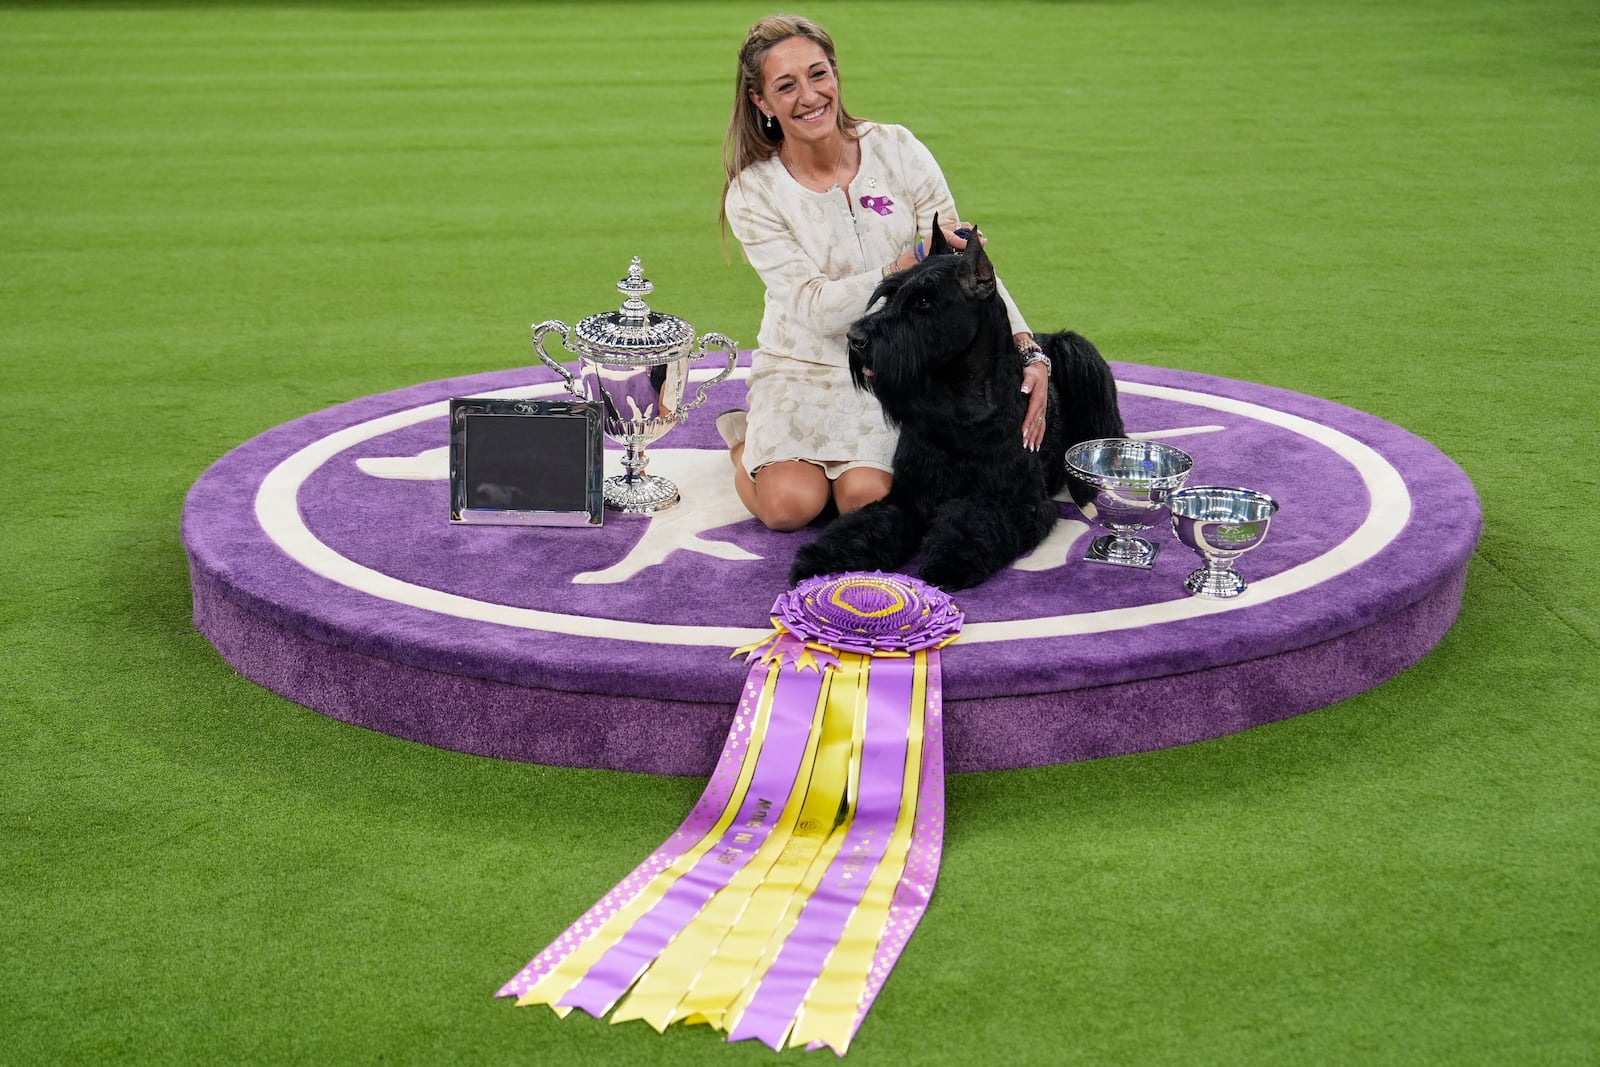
886 221 985 277
939 220 985 251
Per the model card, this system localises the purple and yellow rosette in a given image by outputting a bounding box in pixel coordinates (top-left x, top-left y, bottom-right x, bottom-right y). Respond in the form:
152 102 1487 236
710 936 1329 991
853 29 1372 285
756 570 964 658
498 572 960 1056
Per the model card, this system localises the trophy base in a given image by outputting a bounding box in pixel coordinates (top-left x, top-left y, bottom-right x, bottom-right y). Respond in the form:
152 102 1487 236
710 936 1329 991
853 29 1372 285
603 474 680 514
1084 534 1160 569
1184 566 1248 598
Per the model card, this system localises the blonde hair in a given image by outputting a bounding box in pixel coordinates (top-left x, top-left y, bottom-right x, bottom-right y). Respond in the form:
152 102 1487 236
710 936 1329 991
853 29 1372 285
719 14 863 237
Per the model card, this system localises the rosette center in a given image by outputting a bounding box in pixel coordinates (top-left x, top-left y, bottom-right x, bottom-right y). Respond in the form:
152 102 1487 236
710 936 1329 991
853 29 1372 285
827 581 908 621
772 572 963 655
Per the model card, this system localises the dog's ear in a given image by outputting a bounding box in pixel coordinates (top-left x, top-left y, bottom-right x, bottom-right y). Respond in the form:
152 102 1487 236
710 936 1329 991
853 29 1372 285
926 213 953 257
959 235 997 300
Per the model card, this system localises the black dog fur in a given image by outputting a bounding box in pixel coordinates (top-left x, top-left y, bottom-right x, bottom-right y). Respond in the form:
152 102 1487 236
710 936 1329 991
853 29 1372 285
789 224 1125 590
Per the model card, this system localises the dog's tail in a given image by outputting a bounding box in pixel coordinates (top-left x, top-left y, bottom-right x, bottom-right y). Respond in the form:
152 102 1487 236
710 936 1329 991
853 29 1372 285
1041 331 1126 507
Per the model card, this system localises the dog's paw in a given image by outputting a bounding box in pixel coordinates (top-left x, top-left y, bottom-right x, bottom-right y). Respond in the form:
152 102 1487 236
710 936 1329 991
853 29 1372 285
788 542 836 585
918 555 992 592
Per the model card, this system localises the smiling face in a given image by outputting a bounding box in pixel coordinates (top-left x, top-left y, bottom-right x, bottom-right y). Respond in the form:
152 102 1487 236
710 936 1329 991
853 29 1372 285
752 36 842 148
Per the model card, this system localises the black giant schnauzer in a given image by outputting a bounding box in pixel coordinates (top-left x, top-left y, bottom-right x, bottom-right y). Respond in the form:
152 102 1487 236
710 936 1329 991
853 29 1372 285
790 227 1125 590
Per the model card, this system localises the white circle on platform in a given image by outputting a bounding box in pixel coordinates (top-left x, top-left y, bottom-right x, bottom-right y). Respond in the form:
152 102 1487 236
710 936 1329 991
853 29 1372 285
254 369 1409 646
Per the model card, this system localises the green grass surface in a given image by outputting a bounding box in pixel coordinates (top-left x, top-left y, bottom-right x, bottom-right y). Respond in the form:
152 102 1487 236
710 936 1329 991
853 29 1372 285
3 1 1597 1063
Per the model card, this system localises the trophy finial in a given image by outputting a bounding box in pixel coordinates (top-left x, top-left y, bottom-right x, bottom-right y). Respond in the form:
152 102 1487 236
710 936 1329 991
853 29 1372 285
618 256 653 324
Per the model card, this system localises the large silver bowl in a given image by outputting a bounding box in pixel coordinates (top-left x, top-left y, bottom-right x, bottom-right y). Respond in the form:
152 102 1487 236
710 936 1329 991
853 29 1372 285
1066 438 1195 568
1168 485 1280 597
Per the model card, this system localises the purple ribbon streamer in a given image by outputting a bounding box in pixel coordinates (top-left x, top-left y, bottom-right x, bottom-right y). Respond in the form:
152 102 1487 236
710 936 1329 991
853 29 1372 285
555 664 825 1017
727 657 916 1049
496 665 772 1000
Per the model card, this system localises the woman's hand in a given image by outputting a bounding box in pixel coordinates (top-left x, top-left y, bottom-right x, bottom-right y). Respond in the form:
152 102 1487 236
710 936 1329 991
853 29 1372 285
1020 362 1049 450
884 220 986 277
940 220 985 251
1017 332 1049 451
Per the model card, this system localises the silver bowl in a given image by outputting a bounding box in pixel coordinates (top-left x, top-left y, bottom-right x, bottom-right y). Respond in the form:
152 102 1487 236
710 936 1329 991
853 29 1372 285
1167 485 1280 598
1066 438 1194 568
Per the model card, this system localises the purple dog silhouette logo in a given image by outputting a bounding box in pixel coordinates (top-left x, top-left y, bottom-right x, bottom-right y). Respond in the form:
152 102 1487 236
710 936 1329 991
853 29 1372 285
859 195 894 216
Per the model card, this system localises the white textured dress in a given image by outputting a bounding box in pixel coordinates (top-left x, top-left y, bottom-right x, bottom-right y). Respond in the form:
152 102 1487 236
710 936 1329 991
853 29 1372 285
724 122 1030 478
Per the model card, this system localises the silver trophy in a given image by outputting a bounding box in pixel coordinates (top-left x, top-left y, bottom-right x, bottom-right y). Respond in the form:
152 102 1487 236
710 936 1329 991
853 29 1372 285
1168 486 1280 598
532 257 737 513
1066 438 1195 568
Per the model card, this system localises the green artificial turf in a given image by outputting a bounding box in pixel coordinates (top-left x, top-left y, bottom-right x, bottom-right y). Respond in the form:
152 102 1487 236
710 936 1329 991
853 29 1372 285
2 1 1597 1063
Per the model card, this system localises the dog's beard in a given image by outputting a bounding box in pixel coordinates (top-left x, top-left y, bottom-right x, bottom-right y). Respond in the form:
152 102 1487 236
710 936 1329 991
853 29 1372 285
848 324 983 428
846 257 992 425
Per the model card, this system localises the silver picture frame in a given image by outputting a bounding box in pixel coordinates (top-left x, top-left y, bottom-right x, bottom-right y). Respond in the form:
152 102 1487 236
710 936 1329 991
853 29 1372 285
449 397 605 527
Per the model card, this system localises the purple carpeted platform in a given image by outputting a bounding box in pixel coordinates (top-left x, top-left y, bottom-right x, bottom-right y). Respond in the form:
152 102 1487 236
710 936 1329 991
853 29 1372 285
183 358 1481 775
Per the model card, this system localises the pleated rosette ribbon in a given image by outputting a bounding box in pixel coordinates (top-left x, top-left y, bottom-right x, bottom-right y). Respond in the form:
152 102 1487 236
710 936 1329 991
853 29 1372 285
497 571 961 1055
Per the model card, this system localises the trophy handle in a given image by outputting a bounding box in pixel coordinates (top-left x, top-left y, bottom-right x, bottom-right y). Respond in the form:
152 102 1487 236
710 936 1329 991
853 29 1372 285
531 320 586 400
682 332 739 413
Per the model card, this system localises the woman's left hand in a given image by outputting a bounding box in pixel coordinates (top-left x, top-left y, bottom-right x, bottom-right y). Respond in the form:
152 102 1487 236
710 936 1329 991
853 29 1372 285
1020 360 1049 451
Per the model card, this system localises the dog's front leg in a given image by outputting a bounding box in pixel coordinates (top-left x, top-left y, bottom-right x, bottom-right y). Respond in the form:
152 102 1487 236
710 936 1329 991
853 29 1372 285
920 495 1057 591
789 499 921 584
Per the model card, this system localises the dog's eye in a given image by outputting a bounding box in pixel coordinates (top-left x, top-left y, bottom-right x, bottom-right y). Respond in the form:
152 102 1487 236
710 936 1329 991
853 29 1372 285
913 296 933 310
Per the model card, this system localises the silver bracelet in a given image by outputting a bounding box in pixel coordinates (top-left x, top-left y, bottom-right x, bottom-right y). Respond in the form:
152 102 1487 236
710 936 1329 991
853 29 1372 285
1019 346 1051 373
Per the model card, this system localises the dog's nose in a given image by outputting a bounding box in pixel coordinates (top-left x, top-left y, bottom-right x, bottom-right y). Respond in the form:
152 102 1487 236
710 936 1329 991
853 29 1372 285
847 324 869 358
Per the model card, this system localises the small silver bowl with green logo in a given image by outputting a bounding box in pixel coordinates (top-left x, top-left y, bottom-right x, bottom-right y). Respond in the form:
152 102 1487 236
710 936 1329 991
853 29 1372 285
1167 486 1280 598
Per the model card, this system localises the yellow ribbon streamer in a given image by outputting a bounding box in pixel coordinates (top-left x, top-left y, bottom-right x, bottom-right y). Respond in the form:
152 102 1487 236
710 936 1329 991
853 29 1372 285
789 651 929 1053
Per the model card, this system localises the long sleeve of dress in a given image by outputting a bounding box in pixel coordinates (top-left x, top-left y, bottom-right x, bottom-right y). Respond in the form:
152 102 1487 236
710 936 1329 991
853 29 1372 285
725 180 886 345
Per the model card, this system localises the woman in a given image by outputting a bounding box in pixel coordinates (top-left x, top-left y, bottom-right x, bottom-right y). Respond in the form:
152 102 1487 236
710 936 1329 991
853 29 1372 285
719 14 1051 531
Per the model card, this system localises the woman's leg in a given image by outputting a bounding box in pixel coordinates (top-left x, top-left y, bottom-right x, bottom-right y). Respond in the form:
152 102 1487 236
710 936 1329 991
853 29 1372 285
833 466 892 514
730 447 832 531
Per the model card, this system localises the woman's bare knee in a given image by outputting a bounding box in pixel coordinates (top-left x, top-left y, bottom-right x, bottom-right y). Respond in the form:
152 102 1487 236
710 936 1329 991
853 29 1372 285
751 463 829 531
834 468 892 514
758 487 826 531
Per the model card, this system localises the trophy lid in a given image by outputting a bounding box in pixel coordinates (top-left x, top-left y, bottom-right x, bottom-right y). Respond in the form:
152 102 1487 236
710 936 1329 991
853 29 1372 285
570 257 697 364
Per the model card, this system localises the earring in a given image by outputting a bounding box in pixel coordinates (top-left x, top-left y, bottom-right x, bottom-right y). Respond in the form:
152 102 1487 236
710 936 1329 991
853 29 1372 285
761 111 782 143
